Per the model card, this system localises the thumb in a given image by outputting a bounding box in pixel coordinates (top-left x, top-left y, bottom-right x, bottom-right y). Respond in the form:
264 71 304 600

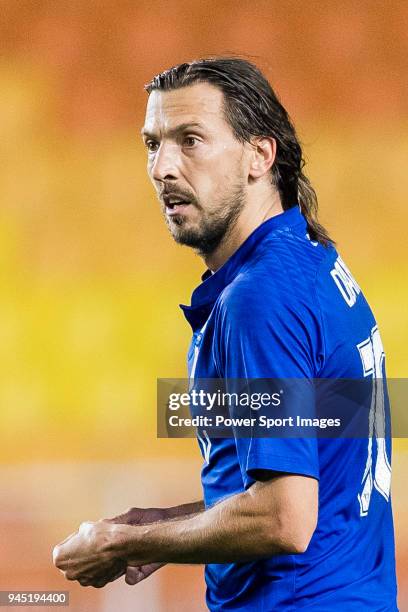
125 565 143 585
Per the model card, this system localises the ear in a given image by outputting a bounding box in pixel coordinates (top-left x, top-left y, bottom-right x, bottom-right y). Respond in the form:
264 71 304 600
248 137 277 179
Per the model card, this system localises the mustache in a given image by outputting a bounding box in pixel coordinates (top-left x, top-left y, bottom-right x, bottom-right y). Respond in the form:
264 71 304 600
159 185 196 202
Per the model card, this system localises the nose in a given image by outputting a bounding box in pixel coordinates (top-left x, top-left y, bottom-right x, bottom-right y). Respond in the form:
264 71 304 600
151 142 180 183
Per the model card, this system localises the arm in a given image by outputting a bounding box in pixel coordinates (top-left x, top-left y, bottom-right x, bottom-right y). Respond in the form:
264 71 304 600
120 474 317 564
107 500 205 526
53 473 318 581
106 500 205 586
54 501 205 588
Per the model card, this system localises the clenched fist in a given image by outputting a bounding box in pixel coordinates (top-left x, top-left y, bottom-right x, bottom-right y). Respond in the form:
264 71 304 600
53 508 168 588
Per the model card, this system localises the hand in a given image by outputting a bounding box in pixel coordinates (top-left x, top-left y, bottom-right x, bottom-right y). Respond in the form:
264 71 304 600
53 520 128 586
124 562 164 586
105 506 168 526
53 509 167 588
104 507 167 585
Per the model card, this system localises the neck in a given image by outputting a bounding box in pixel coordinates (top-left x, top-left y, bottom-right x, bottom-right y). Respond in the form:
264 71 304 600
203 187 283 272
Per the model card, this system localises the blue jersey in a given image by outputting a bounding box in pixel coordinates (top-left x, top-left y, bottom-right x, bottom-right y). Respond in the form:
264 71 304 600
180 206 398 611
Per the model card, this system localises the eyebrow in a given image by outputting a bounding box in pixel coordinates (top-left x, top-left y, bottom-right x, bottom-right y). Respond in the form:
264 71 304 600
140 122 205 139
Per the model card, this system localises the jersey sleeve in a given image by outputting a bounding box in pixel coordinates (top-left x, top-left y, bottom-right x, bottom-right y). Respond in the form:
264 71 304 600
213 277 321 488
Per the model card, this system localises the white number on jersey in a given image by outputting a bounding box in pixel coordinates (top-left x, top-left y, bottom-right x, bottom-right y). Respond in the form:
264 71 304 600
357 325 392 516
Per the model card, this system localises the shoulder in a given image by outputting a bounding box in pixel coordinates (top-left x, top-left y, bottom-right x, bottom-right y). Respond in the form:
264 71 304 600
218 238 337 323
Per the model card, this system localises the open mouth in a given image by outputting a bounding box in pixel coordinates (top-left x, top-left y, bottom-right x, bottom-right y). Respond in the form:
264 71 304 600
163 195 192 214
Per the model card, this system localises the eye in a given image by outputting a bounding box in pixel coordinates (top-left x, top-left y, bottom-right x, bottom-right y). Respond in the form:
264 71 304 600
183 136 198 148
145 140 159 153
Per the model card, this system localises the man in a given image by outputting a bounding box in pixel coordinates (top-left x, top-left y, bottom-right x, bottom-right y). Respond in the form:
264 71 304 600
53 58 398 610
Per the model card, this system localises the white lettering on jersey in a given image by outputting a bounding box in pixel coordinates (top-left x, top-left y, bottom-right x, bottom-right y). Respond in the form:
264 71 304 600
357 325 392 517
330 256 361 307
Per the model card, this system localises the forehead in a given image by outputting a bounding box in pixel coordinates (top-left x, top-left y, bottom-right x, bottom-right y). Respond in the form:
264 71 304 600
143 82 228 134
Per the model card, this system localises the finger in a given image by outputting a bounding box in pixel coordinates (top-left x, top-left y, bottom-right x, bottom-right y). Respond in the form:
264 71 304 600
138 562 164 578
89 567 126 588
107 567 127 582
53 533 78 566
125 563 163 585
125 566 144 585
77 560 126 588
104 513 134 525
87 578 110 589
57 531 78 546
90 569 125 589
103 511 130 524
103 514 122 523
78 574 105 588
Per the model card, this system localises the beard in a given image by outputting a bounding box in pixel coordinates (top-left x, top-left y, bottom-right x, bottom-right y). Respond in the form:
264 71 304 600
163 179 246 256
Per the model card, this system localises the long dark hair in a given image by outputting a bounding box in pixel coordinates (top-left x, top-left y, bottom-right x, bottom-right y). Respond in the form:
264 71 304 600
145 57 332 245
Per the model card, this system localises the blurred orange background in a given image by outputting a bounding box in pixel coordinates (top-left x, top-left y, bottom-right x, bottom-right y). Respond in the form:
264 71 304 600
0 1 407 610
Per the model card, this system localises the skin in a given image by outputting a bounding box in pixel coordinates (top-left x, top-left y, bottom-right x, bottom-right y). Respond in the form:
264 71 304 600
142 82 283 271
53 82 318 587
54 476 317 585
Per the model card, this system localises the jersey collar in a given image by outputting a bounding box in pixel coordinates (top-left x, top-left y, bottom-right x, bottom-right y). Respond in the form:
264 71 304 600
180 205 307 329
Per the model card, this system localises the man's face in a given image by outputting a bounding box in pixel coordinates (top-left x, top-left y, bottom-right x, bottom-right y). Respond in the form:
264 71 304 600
142 82 249 255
